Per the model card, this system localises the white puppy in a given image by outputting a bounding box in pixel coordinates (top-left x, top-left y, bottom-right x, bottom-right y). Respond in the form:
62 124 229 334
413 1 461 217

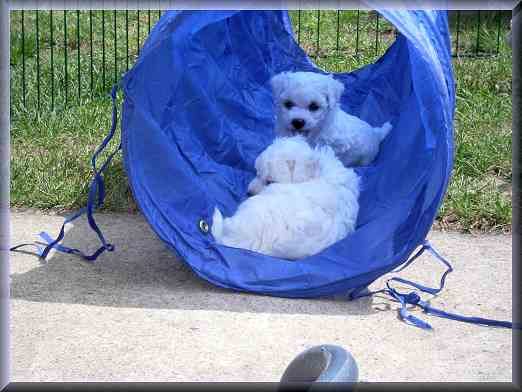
271 71 392 167
212 136 360 260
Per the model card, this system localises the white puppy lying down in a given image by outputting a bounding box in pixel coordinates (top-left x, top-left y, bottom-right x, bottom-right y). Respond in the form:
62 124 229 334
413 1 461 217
271 71 392 167
211 136 360 260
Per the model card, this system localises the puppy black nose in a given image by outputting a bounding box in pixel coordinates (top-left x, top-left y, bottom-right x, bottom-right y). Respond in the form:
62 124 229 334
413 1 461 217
291 119 306 130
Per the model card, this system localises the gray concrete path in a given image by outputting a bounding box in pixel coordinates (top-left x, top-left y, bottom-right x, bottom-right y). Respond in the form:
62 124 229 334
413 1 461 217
9 210 513 382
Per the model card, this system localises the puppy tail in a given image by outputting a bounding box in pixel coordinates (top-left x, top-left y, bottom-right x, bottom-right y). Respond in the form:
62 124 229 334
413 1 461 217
375 121 393 142
211 207 224 241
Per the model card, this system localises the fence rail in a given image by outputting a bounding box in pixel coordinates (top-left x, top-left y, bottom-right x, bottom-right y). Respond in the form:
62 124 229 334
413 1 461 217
9 10 512 114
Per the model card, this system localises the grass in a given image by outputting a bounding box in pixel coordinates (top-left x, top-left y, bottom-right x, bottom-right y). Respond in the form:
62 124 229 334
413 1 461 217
9 10 513 232
439 53 512 232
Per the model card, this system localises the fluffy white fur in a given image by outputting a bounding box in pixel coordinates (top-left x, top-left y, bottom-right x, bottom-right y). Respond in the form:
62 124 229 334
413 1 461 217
212 136 360 260
246 136 320 196
271 71 392 167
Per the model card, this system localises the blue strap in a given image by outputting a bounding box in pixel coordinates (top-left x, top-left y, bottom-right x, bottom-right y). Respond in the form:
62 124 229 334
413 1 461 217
348 241 430 300
10 84 121 263
9 242 45 257
421 300 517 329
385 285 434 330
386 241 453 298
352 240 520 330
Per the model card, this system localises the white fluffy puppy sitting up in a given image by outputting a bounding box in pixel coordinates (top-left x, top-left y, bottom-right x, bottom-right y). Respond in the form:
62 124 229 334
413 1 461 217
271 71 392 167
211 136 360 260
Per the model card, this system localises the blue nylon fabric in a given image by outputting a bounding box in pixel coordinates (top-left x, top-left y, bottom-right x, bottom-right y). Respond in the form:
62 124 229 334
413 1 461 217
120 10 455 298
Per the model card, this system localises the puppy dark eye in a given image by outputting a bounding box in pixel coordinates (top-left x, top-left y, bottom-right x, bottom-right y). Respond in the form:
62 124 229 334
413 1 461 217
309 102 320 111
284 100 294 109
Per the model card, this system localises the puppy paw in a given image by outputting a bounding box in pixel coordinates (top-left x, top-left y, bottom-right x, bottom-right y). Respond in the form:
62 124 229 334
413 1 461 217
247 177 265 195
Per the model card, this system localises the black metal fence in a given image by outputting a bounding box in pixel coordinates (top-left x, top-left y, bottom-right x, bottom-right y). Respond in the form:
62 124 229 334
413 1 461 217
10 10 163 113
9 10 512 114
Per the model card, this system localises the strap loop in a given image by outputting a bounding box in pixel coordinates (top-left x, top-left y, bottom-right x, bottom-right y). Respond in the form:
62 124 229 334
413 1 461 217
11 84 122 263
375 240 519 330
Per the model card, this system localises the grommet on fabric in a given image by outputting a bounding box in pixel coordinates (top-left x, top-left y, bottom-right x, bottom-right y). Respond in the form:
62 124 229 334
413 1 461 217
199 219 209 233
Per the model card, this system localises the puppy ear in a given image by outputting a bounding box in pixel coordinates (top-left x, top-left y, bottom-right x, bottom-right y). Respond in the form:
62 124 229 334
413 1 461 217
305 159 321 179
270 72 289 99
267 161 274 179
254 154 263 175
325 75 345 108
247 177 264 195
286 160 296 172
286 159 296 179
254 151 270 182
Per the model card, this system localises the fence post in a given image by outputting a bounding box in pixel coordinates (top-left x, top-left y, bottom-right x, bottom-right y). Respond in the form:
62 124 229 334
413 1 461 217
0 0 11 389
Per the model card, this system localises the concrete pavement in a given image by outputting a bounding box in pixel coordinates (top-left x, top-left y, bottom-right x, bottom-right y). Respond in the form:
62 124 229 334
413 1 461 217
8 210 513 382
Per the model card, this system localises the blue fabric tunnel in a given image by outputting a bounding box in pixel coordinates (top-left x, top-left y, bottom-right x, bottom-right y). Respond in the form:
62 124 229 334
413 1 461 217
119 9 456 298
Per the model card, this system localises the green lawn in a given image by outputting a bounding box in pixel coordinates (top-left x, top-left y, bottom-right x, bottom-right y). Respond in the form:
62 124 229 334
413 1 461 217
9 10 513 232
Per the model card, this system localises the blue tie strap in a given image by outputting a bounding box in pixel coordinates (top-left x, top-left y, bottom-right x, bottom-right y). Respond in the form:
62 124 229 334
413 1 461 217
10 84 121 263
353 241 519 330
9 242 45 258
419 301 517 329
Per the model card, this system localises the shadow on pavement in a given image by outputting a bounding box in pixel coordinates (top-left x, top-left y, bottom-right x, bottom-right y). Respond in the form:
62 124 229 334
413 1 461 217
10 212 381 317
